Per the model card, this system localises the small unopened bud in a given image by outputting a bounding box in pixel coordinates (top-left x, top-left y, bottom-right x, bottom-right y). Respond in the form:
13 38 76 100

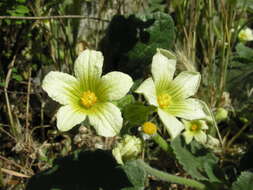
239 117 248 124
215 108 228 123
112 135 142 165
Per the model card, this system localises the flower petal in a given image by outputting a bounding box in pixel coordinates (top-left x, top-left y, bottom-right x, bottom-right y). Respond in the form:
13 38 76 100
57 105 86 131
74 49 103 91
42 71 81 105
88 102 123 137
171 71 201 99
98 71 133 101
158 108 184 139
195 131 207 144
199 120 208 130
112 147 123 164
183 131 194 144
135 77 158 106
151 52 176 89
157 48 177 59
182 119 192 130
167 98 206 120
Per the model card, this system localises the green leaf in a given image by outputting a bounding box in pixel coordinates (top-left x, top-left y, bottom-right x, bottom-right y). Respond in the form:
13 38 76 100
121 160 147 190
235 43 253 60
0 81 5 87
123 102 156 125
227 46 253 105
12 74 23 82
15 5 29 14
17 0 26 3
128 12 175 64
232 172 253 190
237 0 253 10
114 95 135 110
171 136 222 182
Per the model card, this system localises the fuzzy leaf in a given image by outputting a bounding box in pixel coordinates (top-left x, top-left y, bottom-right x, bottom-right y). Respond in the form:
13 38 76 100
114 95 135 110
232 171 253 190
123 102 156 125
15 5 29 14
121 160 147 190
128 12 175 64
236 43 253 60
171 136 222 182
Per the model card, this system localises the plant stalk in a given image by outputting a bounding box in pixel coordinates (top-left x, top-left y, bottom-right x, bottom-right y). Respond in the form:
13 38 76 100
136 159 206 190
152 134 173 154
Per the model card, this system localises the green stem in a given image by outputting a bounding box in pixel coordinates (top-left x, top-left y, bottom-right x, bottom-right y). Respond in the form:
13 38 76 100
152 134 173 154
136 159 206 190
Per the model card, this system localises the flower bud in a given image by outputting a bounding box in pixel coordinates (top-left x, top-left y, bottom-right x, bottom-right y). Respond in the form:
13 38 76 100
112 135 142 164
215 108 228 123
239 117 248 124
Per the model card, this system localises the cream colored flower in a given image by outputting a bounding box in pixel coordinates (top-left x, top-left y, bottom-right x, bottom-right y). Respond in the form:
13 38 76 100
42 49 133 137
238 27 253 42
182 120 208 144
112 135 142 164
135 49 206 138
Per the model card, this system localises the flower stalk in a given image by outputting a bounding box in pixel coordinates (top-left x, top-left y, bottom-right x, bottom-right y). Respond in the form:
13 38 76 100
136 159 206 190
152 134 173 155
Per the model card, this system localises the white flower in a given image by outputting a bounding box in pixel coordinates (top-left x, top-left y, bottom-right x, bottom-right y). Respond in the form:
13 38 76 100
238 27 253 42
42 49 133 137
135 49 206 138
112 135 142 164
182 120 208 144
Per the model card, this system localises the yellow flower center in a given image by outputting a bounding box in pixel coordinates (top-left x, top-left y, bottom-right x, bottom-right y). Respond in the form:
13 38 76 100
190 124 199 132
157 93 172 108
142 122 157 135
81 90 97 108
239 32 247 40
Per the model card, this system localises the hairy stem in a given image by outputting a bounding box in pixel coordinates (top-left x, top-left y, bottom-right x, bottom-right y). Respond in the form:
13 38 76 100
136 160 206 190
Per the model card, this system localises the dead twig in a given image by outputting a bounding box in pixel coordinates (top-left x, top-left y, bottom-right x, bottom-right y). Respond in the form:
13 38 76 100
0 89 35 95
0 126 15 141
0 155 34 176
0 15 109 22
25 68 32 143
4 55 17 136
1 168 30 178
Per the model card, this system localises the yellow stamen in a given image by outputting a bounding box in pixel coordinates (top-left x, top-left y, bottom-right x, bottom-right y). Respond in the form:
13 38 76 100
239 33 247 40
81 90 97 108
142 122 157 135
157 93 172 108
190 124 199 132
